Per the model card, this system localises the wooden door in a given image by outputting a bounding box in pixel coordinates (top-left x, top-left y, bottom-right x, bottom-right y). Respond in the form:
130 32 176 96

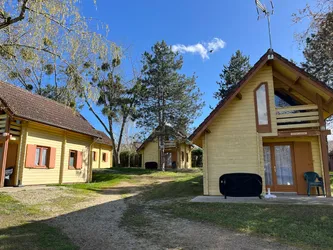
294 142 314 195
264 143 297 192
6 144 18 186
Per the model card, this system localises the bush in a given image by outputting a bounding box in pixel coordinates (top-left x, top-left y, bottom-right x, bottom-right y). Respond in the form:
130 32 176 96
119 151 142 168
191 148 203 168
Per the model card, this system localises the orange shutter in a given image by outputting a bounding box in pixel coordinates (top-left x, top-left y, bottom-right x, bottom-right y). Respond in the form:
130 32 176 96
76 151 83 169
48 147 56 169
105 153 108 162
93 151 97 161
25 144 37 168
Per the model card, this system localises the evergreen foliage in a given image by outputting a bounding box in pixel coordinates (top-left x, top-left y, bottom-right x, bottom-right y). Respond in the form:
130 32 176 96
214 50 251 100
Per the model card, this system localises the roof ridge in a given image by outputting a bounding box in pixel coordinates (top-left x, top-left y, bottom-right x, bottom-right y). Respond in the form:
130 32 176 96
0 80 78 113
0 80 100 138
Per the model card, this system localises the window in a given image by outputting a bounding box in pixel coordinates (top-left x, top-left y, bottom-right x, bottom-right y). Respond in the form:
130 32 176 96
25 145 56 169
186 153 189 163
274 90 301 108
254 82 271 133
34 146 49 167
102 153 107 162
93 151 97 161
181 151 185 162
68 150 77 169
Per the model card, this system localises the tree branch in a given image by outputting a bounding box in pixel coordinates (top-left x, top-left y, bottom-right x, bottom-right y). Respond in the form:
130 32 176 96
84 93 110 135
25 7 73 32
0 0 29 30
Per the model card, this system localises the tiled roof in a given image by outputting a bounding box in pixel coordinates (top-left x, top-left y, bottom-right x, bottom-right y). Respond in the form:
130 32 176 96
0 81 99 137
95 130 113 146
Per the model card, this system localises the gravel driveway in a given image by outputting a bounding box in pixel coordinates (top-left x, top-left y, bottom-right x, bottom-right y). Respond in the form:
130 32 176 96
2 181 299 250
36 187 299 250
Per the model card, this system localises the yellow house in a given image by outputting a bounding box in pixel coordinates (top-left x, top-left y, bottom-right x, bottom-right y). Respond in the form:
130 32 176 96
190 50 333 197
137 128 192 169
0 81 113 188
92 131 113 169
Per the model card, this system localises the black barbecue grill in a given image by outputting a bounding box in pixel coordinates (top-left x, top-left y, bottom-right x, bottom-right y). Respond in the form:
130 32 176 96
219 173 263 199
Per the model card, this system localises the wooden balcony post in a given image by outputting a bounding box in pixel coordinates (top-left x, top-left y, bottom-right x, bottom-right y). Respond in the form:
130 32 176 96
317 94 331 197
0 117 11 188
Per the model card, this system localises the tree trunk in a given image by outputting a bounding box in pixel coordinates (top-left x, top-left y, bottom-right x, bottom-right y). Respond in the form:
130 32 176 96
117 116 127 157
107 118 119 167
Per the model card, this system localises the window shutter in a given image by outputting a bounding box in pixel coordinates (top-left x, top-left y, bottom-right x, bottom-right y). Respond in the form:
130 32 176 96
48 147 56 169
76 151 83 169
93 151 97 161
105 153 108 162
25 144 37 168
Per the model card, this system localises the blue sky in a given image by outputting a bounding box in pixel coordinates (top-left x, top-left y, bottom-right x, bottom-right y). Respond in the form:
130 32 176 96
81 0 313 135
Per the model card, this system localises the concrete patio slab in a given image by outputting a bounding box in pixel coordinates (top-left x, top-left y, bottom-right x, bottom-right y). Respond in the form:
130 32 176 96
191 195 333 205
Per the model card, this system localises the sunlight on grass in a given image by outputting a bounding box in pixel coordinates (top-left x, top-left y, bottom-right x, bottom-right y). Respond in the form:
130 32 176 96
157 202 333 249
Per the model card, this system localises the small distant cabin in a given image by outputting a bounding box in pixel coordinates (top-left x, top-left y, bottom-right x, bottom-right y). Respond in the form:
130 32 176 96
137 126 192 169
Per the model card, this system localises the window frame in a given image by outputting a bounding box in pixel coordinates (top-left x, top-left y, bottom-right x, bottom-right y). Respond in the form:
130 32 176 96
68 150 78 170
92 151 97 162
254 82 272 133
102 153 107 162
181 151 185 162
34 146 50 169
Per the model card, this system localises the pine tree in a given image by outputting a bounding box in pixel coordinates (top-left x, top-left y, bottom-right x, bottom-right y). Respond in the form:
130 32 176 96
137 40 204 170
214 50 251 100
302 11 333 87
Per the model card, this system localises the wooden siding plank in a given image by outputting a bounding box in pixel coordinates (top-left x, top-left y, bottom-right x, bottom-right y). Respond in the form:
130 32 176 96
10 124 21 130
277 116 319 123
276 104 318 112
276 111 319 119
277 123 320 129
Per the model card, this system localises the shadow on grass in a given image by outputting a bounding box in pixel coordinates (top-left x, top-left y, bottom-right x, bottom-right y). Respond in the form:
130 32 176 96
0 222 78 250
3 174 333 250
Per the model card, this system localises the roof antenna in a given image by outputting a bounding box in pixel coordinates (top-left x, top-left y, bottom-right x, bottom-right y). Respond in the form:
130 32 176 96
255 0 274 54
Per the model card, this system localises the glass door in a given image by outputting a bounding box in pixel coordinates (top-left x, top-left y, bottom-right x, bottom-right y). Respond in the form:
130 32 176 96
263 143 296 192
164 152 172 168
274 145 294 187
264 146 273 187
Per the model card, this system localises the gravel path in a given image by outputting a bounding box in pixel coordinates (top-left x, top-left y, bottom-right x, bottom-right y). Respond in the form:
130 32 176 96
47 189 298 250
48 193 161 250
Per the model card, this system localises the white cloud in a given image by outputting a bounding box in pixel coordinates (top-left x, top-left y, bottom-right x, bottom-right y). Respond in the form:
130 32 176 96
172 38 226 60
207 38 226 52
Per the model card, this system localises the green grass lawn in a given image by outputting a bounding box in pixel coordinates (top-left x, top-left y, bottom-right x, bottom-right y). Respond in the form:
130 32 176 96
156 202 333 250
63 167 202 194
0 193 78 250
2 167 333 250
136 170 333 250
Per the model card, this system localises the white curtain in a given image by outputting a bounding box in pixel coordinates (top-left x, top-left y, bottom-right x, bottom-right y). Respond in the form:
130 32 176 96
274 145 293 185
264 146 273 186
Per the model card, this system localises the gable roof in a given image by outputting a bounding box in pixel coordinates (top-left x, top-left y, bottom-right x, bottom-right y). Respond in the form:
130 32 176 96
0 81 100 138
189 50 333 142
95 130 113 147
137 125 188 152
